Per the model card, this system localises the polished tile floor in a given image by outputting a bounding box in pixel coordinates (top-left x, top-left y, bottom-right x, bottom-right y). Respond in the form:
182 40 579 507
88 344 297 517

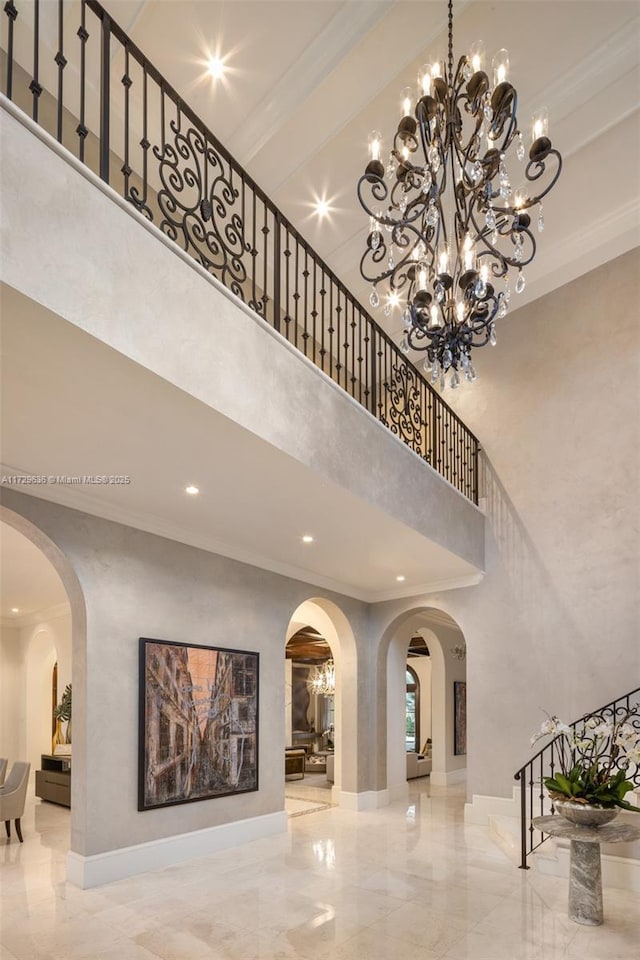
1 779 638 960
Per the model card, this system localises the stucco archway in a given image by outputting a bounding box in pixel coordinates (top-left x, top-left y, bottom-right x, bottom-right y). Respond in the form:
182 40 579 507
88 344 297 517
0 505 87 857
378 606 467 800
285 597 358 806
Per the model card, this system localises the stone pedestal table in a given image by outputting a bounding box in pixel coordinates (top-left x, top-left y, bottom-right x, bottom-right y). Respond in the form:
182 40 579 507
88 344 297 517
533 814 640 926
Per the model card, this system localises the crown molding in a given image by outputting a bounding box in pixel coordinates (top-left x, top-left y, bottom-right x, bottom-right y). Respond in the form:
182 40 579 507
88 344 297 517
228 0 394 165
368 572 484 605
265 1 472 194
534 20 639 130
510 195 640 316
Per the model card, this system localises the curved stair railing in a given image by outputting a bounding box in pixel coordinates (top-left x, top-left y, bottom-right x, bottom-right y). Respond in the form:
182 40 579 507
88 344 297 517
0 0 481 502
514 686 640 869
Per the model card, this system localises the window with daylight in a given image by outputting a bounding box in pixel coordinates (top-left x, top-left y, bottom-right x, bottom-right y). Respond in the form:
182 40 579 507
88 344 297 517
406 666 420 752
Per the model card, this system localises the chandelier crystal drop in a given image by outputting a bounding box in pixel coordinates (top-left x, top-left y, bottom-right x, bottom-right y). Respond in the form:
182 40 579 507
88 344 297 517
357 0 562 385
308 659 336 697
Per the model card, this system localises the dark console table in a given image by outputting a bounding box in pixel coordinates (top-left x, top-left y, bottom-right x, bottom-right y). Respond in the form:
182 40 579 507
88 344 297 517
35 754 71 807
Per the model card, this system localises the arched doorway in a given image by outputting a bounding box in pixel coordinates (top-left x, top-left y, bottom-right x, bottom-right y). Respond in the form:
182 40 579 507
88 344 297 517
380 607 467 800
0 506 86 863
284 598 358 806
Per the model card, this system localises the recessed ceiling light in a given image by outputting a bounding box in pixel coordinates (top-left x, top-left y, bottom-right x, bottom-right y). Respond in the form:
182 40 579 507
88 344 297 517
207 55 226 80
302 535 314 544
185 485 200 496
314 199 330 219
11 607 19 613
396 575 406 582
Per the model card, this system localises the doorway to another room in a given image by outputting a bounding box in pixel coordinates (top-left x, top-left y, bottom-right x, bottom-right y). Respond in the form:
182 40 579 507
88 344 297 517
0 518 74 855
285 626 335 816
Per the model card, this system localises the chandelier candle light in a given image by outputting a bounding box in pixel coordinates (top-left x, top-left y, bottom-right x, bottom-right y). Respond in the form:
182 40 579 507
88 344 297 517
358 0 562 388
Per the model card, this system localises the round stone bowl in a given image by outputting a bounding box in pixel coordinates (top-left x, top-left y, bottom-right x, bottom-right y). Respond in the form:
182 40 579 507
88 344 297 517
554 799 619 827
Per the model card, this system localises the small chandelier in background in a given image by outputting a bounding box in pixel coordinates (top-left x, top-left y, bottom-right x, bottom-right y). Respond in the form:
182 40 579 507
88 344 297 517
308 659 336 696
357 0 561 388
451 643 467 661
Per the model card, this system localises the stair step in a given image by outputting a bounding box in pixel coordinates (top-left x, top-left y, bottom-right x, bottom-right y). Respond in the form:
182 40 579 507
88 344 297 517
488 812 640 892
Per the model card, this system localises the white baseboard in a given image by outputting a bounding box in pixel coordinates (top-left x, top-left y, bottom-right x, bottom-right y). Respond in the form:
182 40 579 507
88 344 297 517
430 768 466 787
66 810 287 888
339 789 390 811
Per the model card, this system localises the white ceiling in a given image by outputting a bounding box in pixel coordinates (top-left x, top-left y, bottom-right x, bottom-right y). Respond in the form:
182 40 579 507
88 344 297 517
101 0 639 343
0 522 69 622
0 284 480 602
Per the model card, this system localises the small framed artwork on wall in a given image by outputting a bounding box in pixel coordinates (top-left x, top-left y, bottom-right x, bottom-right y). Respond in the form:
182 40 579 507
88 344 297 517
454 680 467 756
138 638 259 811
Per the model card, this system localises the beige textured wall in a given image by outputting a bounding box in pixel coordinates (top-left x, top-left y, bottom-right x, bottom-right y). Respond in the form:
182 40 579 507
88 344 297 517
372 248 640 797
0 489 371 857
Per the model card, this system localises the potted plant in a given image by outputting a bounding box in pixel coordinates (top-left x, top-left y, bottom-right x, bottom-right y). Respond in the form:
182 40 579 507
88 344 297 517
531 706 640 825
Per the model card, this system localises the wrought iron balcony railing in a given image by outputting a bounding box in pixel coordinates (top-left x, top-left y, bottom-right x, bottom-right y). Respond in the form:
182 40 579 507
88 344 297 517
514 687 640 869
1 0 480 502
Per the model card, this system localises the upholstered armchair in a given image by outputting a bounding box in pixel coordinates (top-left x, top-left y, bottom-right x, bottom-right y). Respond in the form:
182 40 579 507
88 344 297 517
0 761 31 842
0 758 7 786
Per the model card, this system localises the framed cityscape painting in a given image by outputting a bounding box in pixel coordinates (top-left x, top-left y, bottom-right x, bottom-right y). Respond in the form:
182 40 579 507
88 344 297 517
454 680 467 756
138 638 259 811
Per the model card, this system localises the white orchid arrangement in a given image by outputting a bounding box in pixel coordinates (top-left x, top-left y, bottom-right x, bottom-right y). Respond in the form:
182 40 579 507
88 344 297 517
531 706 640 810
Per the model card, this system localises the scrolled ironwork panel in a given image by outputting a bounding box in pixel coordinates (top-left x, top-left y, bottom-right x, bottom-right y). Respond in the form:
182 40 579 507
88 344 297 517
381 360 427 459
150 114 249 301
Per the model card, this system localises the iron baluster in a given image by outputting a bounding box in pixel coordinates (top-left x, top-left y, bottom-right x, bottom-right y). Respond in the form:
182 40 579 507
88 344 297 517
320 271 326 373
99 9 110 183
294 241 299 350
55 0 65 142
121 46 131 198
328 282 334 381
516 766 528 869
262 203 268 319
140 65 149 206
311 259 317 366
283 225 291 341
77 1 88 162
250 191 258 313
335 288 342 387
350 300 356 398
4 0 17 101
303 248 309 358
272 212 281 333
30 0 41 122
356 307 363 405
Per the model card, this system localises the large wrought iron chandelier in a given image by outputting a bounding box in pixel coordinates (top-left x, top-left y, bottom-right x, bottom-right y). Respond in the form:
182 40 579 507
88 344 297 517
358 0 562 388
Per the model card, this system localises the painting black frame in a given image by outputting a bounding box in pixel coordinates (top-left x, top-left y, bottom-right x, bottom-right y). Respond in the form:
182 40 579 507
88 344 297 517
454 680 467 756
138 637 259 811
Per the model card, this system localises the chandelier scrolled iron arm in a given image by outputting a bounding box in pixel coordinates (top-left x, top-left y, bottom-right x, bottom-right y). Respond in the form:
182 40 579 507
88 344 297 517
357 0 562 388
